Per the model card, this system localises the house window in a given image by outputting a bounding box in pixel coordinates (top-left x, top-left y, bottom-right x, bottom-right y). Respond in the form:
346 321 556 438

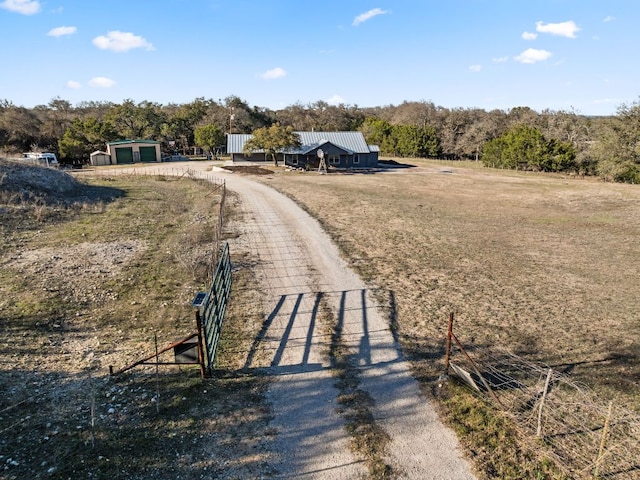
354 155 360 165
329 155 340 165
291 155 298 166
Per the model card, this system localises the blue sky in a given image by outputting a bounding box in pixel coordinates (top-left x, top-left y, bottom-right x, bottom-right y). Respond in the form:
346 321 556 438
1 0 638 115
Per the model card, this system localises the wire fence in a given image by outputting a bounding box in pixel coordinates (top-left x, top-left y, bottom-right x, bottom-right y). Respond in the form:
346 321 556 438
1 166 230 478
78 165 227 284
445 314 640 479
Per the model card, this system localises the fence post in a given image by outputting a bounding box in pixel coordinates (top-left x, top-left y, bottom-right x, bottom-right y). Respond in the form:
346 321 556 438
195 309 207 379
536 368 553 437
444 312 454 374
154 332 160 414
594 401 613 478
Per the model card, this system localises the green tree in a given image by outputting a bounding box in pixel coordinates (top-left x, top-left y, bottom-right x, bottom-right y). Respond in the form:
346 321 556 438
105 99 166 140
547 139 577 172
161 98 210 154
481 135 506 168
243 124 301 166
592 99 640 183
482 124 575 172
359 117 392 147
502 125 547 169
223 96 271 133
194 124 224 158
58 117 117 161
392 124 440 158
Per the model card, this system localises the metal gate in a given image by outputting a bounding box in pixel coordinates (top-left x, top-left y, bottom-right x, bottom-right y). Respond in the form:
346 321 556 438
197 242 232 374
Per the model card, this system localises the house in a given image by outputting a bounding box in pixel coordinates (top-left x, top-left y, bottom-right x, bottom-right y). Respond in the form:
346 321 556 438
226 131 379 169
106 140 161 164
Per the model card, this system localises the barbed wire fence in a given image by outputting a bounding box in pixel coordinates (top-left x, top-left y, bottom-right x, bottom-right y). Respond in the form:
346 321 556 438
444 313 640 479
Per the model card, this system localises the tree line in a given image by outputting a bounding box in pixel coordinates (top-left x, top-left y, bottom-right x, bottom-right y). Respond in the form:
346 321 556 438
1 95 639 183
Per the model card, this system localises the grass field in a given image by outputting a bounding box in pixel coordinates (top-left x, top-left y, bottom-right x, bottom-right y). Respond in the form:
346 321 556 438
2 159 639 479
262 160 640 406
260 159 640 476
0 167 272 480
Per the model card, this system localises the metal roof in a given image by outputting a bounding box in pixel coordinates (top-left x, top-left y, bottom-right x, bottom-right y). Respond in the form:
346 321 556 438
226 134 253 154
107 140 160 146
227 131 374 154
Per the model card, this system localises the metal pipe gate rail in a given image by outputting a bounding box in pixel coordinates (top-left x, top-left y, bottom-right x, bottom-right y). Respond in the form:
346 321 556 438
110 242 232 378
194 241 232 376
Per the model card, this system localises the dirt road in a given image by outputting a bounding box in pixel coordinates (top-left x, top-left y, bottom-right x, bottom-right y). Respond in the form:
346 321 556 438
101 163 476 478
216 167 476 479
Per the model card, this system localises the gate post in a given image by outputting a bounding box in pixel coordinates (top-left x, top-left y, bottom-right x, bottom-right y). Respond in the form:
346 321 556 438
195 309 208 379
191 291 209 378
444 312 454 374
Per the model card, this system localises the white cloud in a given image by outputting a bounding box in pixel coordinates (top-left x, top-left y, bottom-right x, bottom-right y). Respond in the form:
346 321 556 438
66 80 81 89
536 20 580 38
353 8 389 26
92 31 154 52
469 64 482 72
326 94 344 105
492 56 509 63
603 16 615 23
260 67 287 80
514 48 552 64
522 31 538 40
0 0 40 14
88 77 116 88
48 26 76 37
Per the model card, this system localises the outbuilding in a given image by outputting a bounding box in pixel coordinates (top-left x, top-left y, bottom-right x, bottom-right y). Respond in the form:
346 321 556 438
89 150 111 166
106 140 161 164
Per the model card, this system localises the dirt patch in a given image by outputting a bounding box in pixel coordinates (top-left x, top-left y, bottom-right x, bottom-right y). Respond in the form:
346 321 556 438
3 241 147 307
221 165 275 175
0 158 79 196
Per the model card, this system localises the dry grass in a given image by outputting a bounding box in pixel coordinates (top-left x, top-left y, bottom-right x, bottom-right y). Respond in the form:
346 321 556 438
0 172 273 480
4 159 639 478
258 158 640 477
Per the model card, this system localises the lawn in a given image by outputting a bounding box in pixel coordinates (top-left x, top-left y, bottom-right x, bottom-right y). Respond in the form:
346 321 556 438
263 160 640 406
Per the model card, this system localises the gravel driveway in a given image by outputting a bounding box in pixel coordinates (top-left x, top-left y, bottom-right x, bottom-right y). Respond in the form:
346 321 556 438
216 168 477 479
98 162 477 479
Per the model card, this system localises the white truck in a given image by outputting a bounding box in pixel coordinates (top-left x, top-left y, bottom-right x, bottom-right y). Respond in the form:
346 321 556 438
20 152 59 168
